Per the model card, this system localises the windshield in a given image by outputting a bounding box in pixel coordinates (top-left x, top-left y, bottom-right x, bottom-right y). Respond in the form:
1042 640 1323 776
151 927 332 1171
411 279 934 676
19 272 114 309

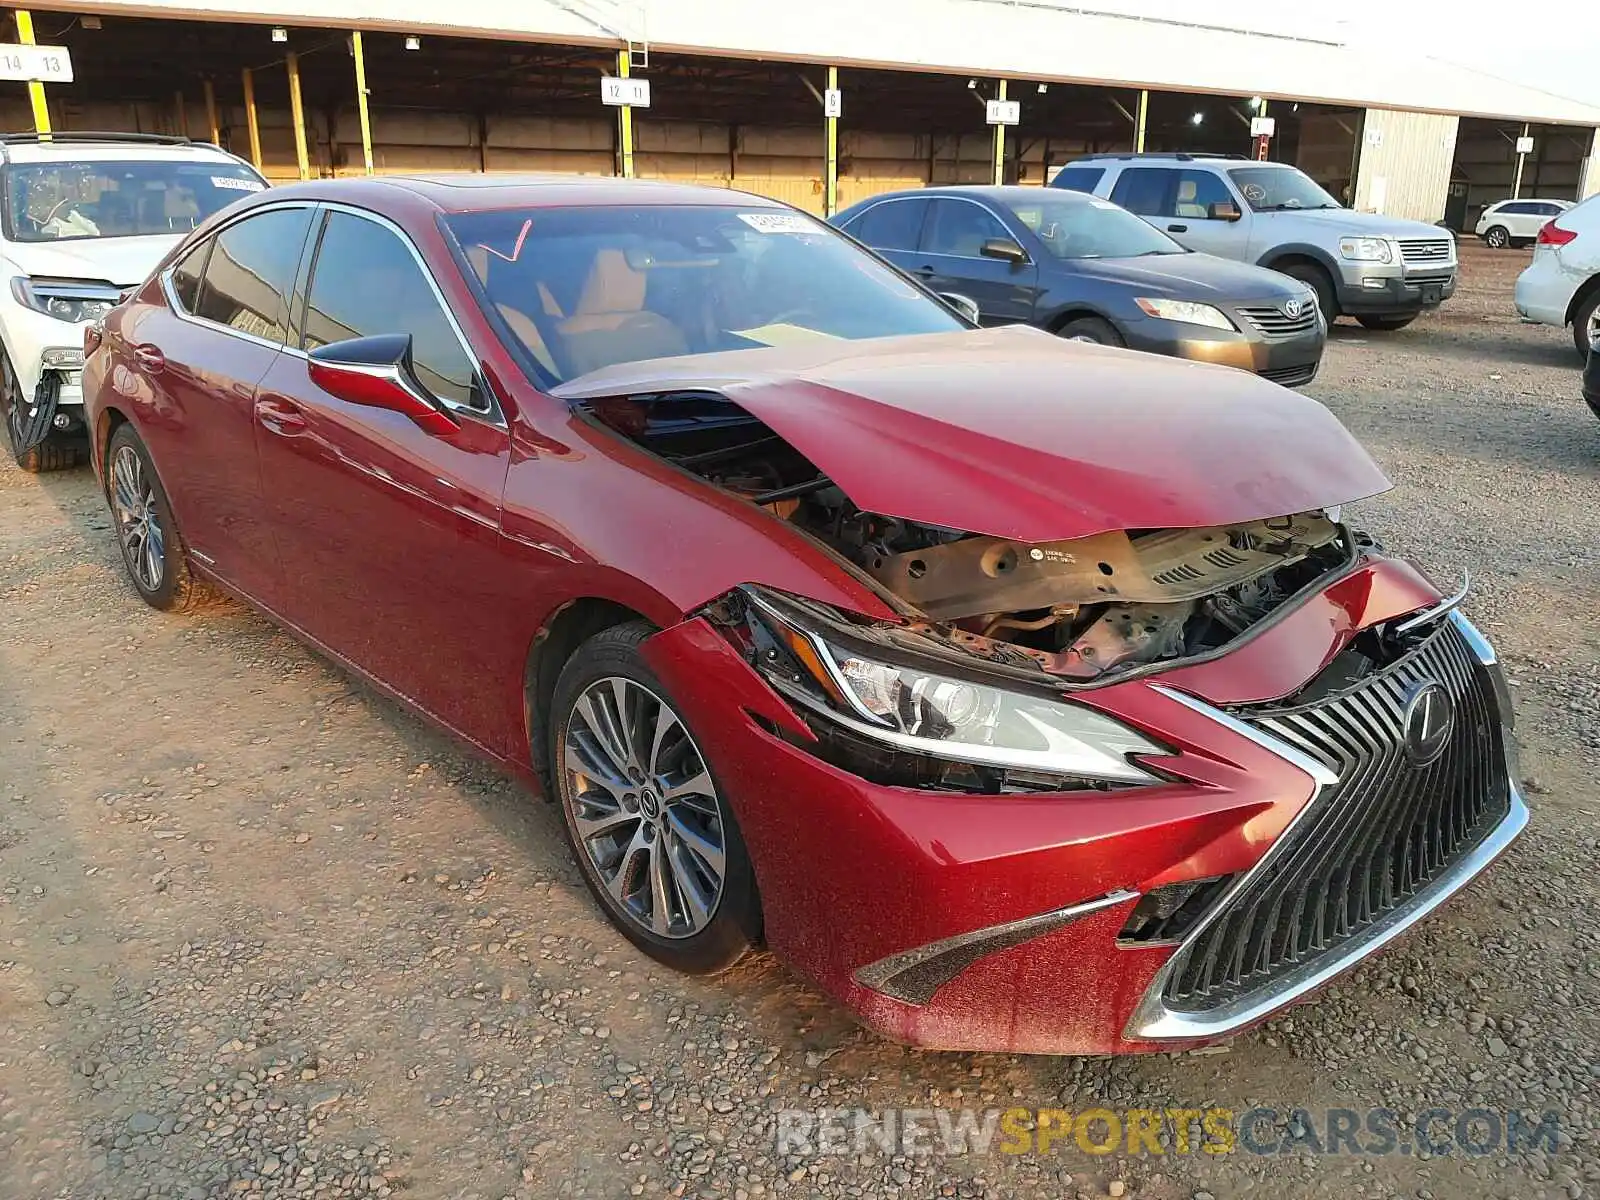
4 159 266 243
1227 167 1341 213
1006 194 1184 259
445 205 964 384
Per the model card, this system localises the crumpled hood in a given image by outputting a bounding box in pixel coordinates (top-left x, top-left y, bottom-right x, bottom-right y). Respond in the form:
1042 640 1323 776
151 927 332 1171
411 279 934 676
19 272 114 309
553 325 1391 543
2 234 180 287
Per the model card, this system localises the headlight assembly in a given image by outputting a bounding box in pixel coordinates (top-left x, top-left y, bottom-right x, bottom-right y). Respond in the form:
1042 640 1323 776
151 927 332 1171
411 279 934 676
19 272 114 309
11 276 121 324
1133 298 1235 331
731 588 1168 791
1337 236 1393 263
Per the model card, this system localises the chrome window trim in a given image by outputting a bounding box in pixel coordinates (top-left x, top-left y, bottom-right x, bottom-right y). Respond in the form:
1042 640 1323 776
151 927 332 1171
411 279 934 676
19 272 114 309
307 201 505 429
1126 642 1525 1043
161 199 317 355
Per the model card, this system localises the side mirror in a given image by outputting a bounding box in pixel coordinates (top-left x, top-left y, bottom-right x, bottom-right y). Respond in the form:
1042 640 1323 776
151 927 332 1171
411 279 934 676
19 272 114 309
1208 200 1243 222
980 237 1029 265
307 333 459 436
937 292 982 324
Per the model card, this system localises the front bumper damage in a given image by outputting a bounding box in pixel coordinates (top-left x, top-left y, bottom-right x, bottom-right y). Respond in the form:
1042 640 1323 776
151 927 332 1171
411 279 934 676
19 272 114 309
9 369 65 455
640 557 1523 1055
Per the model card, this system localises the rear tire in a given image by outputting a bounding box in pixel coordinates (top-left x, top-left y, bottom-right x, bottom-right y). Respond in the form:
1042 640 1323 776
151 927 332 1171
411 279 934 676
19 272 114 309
0 348 85 473
105 423 211 612
1572 288 1600 360
1356 314 1418 331
1277 262 1338 322
1483 225 1510 249
548 620 761 975
1055 315 1123 346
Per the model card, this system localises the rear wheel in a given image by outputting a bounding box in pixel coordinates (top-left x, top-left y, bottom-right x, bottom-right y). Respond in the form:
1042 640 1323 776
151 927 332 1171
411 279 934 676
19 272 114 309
1356 314 1418 331
1055 315 1123 346
1483 225 1510 249
106 423 209 612
0 348 84 473
1277 262 1337 322
1573 288 1600 360
549 621 761 974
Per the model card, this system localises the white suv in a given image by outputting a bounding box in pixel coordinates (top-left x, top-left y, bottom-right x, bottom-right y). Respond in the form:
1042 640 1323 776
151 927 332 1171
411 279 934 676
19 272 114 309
0 132 265 471
1475 198 1574 249
1513 193 1600 359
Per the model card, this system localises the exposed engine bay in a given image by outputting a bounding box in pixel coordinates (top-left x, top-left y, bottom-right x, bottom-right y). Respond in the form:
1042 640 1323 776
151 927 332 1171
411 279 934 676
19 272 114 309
584 392 1357 681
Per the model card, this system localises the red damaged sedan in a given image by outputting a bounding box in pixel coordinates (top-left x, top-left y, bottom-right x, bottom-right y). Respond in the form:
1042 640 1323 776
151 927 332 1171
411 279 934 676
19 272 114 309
82 177 1525 1054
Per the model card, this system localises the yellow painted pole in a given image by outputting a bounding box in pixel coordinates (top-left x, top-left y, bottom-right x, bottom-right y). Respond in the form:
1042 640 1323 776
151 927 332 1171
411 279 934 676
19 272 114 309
203 79 220 145
991 79 1007 186
241 68 263 170
351 31 374 174
14 11 50 138
824 65 838 217
616 49 634 178
1134 89 1148 152
286 51 311 181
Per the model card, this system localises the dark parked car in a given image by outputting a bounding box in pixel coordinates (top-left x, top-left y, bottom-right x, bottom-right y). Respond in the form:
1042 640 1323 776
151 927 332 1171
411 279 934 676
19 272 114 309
833 185 1325 387
85 177 1522 1055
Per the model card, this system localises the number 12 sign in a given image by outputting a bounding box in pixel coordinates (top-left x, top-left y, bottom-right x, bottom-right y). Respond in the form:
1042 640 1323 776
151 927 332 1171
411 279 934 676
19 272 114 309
601 76 651 108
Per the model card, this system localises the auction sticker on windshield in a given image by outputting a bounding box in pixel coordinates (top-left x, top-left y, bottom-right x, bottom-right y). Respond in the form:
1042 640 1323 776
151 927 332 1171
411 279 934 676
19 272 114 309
738 212 816 234
212 176 266 191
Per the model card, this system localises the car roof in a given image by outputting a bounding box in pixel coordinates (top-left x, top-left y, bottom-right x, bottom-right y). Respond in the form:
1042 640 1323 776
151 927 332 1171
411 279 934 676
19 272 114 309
844 184 1099 208
265 174 795 214
2 139 243 165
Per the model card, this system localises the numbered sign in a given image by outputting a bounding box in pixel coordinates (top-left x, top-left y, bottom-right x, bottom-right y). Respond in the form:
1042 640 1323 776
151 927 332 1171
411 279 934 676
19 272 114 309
1250 116 1276 139
985 99 1020 126
823 88 842 119
0 44 74 83
1515 135 1534 155
601 76 650 108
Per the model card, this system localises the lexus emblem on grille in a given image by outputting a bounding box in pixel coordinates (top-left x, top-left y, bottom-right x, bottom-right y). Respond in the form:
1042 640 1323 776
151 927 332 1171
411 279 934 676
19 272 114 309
1283 299 1302 319
1401 681 1455 765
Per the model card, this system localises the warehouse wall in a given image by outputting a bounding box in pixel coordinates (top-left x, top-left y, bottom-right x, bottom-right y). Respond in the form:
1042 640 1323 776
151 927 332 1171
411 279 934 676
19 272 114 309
1448 120 1593 228
1353 108 1458 223
1584 129 1600 200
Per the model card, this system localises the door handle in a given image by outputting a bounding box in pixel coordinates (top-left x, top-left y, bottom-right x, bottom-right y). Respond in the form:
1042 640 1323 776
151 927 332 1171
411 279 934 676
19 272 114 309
133 344 165 373
1166 224 1188 233
254 395 309 436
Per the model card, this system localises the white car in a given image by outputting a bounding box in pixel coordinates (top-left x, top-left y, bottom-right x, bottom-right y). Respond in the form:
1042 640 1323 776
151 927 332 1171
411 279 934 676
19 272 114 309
0 132 266 471
1513 193 1600 358
1475 198 1574 249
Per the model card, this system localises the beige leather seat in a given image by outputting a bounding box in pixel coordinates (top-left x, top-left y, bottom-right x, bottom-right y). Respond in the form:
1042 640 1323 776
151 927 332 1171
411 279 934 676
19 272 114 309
1175 179 1209 219
555 249 688 376
464 244 560 377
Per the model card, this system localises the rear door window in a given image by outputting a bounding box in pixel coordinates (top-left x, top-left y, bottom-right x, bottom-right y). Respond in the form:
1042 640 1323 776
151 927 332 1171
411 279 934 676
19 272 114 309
1109 168 1174 217
853 198 928 251
193 206 314 343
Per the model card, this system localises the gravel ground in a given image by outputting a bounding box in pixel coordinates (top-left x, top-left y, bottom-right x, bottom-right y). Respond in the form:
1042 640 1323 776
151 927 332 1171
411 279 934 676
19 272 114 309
1 240 1597 1200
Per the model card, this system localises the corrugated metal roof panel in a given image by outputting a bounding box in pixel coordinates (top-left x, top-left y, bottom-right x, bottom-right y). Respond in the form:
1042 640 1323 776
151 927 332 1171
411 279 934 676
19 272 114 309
71 0 1600 126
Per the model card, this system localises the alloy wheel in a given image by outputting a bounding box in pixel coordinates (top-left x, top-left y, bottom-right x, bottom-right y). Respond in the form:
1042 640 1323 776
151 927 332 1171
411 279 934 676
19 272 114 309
1587 305 1600 346
1486 226 1508 249
111 445 166 592
561 677 726 940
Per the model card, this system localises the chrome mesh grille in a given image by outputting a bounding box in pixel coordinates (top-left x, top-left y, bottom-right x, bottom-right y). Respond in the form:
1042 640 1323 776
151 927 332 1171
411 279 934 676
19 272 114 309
1162 622 1511 1011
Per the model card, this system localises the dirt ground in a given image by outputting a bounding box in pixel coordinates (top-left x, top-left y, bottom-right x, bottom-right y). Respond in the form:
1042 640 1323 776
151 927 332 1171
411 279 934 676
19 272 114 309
2 240 1598 1200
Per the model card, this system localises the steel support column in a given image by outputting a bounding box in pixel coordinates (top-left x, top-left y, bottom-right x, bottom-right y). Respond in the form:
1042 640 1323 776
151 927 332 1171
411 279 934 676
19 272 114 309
616 49 635 178
991 78 1007 186
824 65 839 216
241 68 263 170
352 31 374 174
14 11 49 137
1134 89 1148 152
287 51 311 181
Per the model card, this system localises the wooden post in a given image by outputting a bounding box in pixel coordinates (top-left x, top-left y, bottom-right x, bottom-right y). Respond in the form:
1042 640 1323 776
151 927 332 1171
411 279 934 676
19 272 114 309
616 49 635 178
14 11 50 137
824 65 838 217
241 68 263 170
203 79 220 145
173 90 188 137
287 51 311 180
351 31 374 175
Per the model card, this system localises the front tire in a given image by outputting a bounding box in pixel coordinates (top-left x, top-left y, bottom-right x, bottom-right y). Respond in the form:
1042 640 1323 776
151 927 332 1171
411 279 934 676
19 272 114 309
106 423 209 612
549 621 761 974
1483 225 1510 249
1277 262 1338 322
1356 314 1418 331
1 348 85 473
1572 288 1600 360
1055 315 1123 346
